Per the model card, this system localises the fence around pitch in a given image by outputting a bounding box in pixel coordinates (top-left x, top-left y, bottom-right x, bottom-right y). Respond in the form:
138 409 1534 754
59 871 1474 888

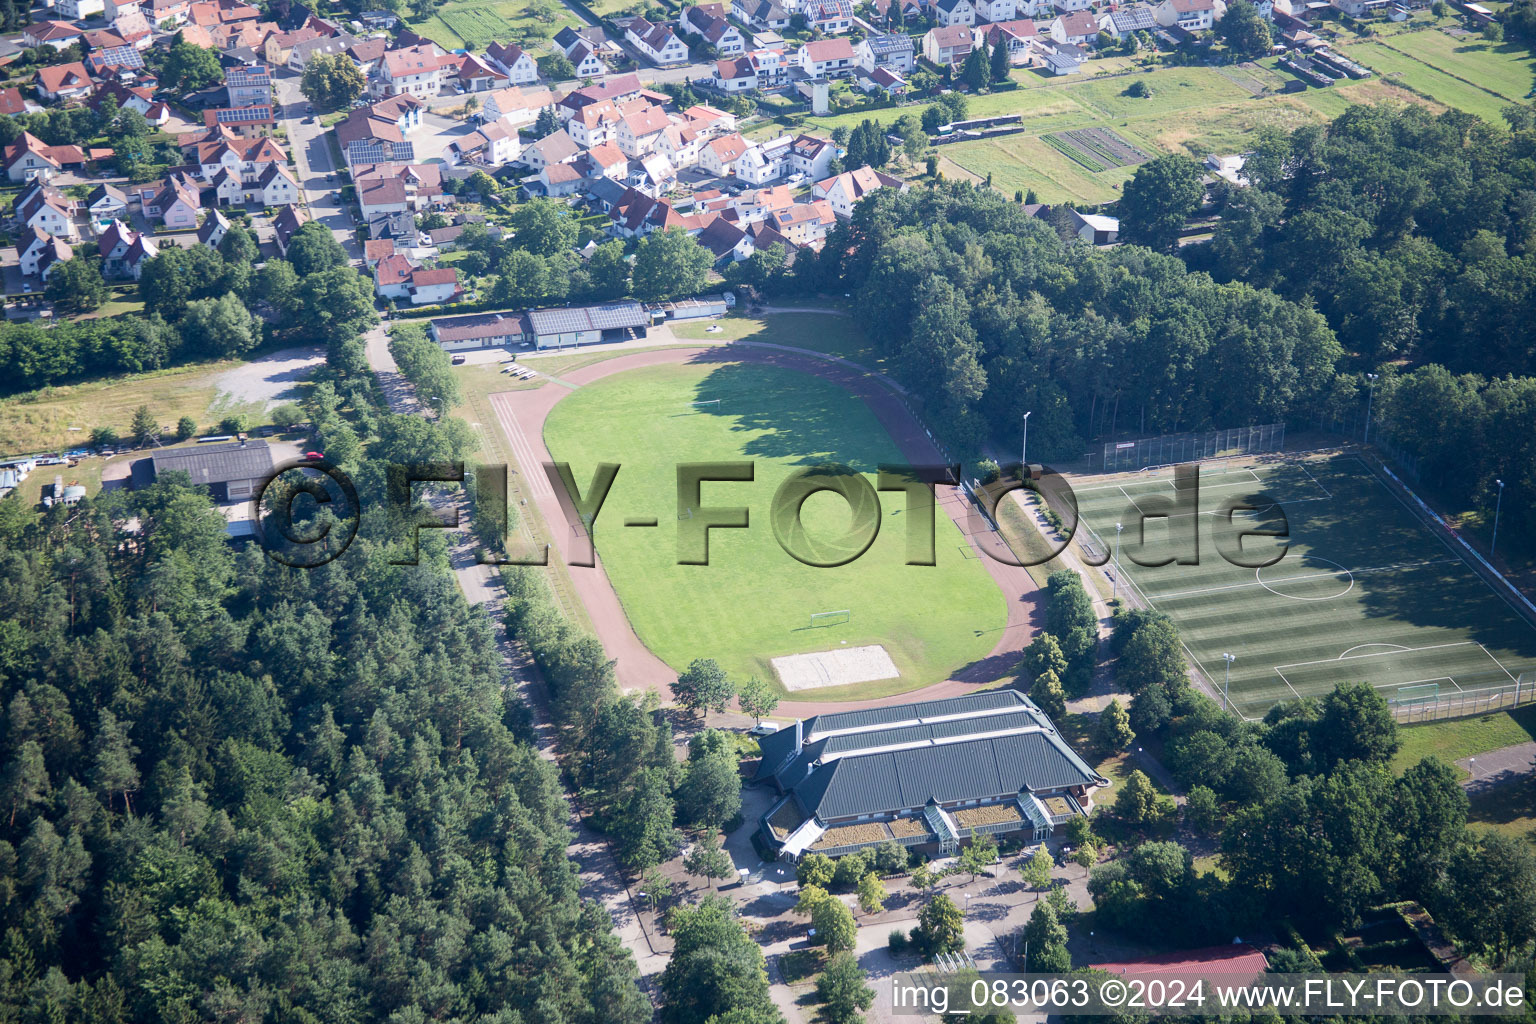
1099 423 1286 473
1389 678 1536 724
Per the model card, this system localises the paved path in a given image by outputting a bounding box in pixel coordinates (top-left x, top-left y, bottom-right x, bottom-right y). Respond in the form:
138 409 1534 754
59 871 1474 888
274 72 363 261
1460 742 1536 794
492 343 1045 700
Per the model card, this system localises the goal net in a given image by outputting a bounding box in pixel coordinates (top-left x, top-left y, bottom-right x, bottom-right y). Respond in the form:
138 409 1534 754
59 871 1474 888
1394 681 1440 706
690 399 720 411
809 609 851 628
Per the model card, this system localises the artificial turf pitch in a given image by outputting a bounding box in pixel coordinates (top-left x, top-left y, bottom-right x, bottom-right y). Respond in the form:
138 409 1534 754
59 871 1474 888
1071 455 1536 719
541 361 1008 692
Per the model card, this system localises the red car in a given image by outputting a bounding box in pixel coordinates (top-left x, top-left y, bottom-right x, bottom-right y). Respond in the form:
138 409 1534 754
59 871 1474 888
301 451 325 462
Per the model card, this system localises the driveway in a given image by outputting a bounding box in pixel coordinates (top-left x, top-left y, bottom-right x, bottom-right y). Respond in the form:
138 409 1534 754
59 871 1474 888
1460 742 1536 794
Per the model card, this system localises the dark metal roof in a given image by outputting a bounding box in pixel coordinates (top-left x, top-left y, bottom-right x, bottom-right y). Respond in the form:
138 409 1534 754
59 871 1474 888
148 440 273 487
800 688 1029 740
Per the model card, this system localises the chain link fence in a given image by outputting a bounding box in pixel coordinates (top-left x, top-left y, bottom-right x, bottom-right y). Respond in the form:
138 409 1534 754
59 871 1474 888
1098 423 1286 473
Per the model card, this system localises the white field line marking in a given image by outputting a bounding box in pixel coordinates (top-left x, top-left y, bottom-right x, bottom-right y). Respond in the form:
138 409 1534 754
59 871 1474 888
1150 558 1458 603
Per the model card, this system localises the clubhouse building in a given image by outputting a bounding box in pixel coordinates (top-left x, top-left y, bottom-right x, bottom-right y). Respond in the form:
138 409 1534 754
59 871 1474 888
754 690 1108 861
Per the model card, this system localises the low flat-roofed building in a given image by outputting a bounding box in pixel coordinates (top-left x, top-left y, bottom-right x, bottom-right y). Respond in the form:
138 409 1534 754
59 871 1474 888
429 310 533 350
526 300 648 348
135 439 275 501
755 689 1107 860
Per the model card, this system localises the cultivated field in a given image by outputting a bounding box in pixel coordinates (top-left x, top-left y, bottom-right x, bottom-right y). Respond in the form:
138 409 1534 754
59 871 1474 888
541 361 1007 689
409 0 578 53
1070 455 1536 719
1341 30 1535 122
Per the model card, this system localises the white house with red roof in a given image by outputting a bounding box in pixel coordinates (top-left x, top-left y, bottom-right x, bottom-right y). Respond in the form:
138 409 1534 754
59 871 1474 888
378 43 451 99
35 63 95 102
712 56 757 91
803 0 855 32
14 182 79 239
797 37 856 77
976 19 1038 61
484 41 539 85
151 178 200 229
5 132 85 182
679 5 746 53
1049 9 1101 43
615 103 671 157
23 21 85 49
456 53 507 92
814 165 906 218
700 132 750 176
1155 0 1218 29
923 24 974 63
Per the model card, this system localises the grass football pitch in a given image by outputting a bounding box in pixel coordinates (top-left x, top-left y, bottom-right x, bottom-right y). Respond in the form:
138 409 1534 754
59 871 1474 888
542 361 1007 693
1070 455 1536 719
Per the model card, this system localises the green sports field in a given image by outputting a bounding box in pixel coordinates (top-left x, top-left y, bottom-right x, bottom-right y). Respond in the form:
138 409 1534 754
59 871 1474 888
1070 455 1536 719
542 361 1008 692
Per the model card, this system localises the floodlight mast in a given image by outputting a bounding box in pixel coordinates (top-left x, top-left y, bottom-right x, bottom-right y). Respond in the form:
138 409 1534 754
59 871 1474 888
1222 652 1236 714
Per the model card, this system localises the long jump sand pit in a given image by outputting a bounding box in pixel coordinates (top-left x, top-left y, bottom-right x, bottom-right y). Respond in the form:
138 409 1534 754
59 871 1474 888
773 645 900 691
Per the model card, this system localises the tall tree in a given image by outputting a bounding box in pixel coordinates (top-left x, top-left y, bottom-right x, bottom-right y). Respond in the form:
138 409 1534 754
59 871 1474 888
1117 155 1205 252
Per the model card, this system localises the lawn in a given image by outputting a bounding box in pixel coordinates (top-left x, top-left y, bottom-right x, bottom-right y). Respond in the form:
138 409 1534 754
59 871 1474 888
541 361 1007 690
1071 455 1536 719
1391 707 1536 777
1469 775 1536 841
669 311 882 369
0 361 269 456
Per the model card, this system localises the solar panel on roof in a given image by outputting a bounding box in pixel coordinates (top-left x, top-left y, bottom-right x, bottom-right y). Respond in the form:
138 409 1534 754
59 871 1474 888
216 106 273 123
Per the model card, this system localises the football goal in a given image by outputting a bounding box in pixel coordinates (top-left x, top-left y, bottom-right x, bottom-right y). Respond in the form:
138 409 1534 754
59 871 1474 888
691 399 720 411
809 609 851 628
1395 681 1441 706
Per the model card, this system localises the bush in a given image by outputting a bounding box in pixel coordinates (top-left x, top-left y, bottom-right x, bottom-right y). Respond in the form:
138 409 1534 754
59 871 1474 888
270 403 306 429
218 415 247 434
888 929 910 953
976 458 1000 484
1125 79 1151 98
174 416 197 440
90 426 120 447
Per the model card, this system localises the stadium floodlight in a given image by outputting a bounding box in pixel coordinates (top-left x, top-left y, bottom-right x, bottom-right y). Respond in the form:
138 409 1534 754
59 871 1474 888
1492 478 1505 561
1113 522 1123 599
1222 652 1236 714
1021 410 1032 472
1363 373 1379 444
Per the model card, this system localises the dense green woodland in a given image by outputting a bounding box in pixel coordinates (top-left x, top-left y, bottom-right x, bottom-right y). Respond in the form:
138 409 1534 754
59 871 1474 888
0 362 651 1021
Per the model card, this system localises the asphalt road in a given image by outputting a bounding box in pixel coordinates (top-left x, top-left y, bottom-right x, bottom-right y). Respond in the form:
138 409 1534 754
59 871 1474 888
273 72 363 261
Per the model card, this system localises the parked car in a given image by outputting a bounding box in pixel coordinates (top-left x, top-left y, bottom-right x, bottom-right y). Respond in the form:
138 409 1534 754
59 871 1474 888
300 451 325 462
748 723 779 737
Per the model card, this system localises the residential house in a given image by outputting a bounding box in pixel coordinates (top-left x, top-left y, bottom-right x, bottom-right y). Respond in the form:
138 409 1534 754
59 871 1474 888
148 177 200 229
767 199 835 247
555 73 642 119
190 132 287 182
1098 3 1157 35
358 175 410 218
554 25 616 58
857 65 906 95
335 102 418 168
346 37 388 76
797 37 856 77
680 5 746 53
368 210 416 243
518 129 580 171
23 22 84 50
1050 9 1101 43
0 88 26 116
786 133 835 179
814 165 905 217
374 253 415 299
481 85 556 127
566 99 622 147
35 63 95 102
407 267 459 305
538 160 584 197
450 115 523 165
1154 0 1216 28
123 235 158 280
934 0 976 24
97 219 138 276
378 43 450 98
803 0 855 32
33 235 71 282
607 188 688 237
700 132 750 176
288 33 358 72
976 19 1038 61
202 104 275 135
923 24 974 63
109 6 153 48
615 104 671 157
685 103 736 136
359 9 399 28
254 162 300 206
86 42 148 77
456 53 508 92
748 46 791 87
363 238 396 266
626 17 690 65
273 204 307 257
86 183 129 219
484 41 539 85
658 122 702 168
209 168 244 204
696 217 754 263
18 227 56 276
855 32 915 72
713 56 758 91
567 41 604 78
580 140 628 179
146 0 193 25
225 64 272 106
59 0 106 18
734 133 792 183
1052 0 1093 11
733 0 791 30
4 132 85 182
197 207 230 249
975 0 1018 19
1042 45 1084 73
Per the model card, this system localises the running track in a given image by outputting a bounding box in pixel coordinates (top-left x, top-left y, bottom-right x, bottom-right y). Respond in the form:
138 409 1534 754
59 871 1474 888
489 344 1044 713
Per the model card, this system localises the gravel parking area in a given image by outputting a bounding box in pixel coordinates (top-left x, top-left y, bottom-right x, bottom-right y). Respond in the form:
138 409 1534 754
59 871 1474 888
215 346 325 409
